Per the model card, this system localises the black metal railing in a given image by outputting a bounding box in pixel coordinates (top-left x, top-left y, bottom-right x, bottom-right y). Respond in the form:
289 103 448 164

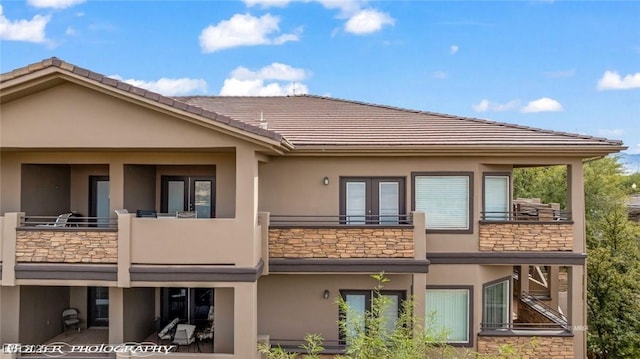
20 215 118 229
480 322 569 331
269 214 413 227
521 291 569 328
481 210 572 222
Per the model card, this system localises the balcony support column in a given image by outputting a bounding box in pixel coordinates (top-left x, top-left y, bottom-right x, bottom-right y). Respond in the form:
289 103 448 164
109 287 124 344
234 282 259 359
108 161 125 214
0 285 20 343
567 162 585 253
548 265 560 309
568 265 586 359
1 213 21 286
235 146 259 267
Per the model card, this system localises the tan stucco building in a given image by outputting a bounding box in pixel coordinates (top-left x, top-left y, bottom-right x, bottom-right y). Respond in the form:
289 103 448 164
0 58 625 358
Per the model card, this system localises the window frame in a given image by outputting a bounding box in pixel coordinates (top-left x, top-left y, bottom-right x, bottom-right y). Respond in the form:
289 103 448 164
482 172 511 221
338 289 406 344
481 276 511 330
339 177 406 224
411 172 474 233
426 285 474 347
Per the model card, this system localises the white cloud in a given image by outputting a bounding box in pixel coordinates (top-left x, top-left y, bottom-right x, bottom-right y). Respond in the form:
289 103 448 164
626 144 640 155
344 8 394 35
65 26 76 35
450 45 459 54
219 63 309 96
243 0 292 7
110 75 207 96
472 99 520 113
28 0 85 9
597 129 625 137
521 97 563 113
199 13 300 53
597 70 640 90
432 71 447 79
0 5 50 43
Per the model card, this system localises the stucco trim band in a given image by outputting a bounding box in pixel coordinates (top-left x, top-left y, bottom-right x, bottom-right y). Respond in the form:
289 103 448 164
15 263 117 280
130 259 264 282
427 252 585 265
269 258 430 273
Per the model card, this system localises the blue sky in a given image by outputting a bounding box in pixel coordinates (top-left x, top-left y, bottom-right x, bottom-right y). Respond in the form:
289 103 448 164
1 1 639 162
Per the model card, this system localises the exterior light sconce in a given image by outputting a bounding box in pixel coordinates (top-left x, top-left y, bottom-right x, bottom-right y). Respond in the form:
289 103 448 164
323 290 330 299
323 176 330 185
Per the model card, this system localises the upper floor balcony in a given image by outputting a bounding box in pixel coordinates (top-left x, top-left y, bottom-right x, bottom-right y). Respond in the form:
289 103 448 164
479 199 574 252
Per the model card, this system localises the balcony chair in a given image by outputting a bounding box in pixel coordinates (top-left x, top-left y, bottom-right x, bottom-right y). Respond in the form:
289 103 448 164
176 210 197 218
173 324 198 352
62 308 80 331
38 213 73 227
114 209 129 215
136 209 157 218
157 317 180 344
196 306 214 342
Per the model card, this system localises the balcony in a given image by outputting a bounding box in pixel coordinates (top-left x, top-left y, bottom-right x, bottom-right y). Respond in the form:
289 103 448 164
479 202 574 252
269 214 416 259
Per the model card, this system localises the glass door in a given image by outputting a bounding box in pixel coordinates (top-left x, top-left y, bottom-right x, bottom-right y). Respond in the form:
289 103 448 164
161 176 215 218
341 177 405 224
89 176 110 227
88 287 109 327
161 288 214 325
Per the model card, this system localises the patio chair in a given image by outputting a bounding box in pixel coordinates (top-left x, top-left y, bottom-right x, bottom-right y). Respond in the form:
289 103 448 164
136 209 157 218
173 324 197 352
176 210 197 218
62 308 80 331
38 213 72 227
114 209 129 215
157 317 180 344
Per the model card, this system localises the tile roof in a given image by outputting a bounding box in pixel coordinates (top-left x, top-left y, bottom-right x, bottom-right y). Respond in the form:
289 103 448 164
1 58 625 152
177 95 625 149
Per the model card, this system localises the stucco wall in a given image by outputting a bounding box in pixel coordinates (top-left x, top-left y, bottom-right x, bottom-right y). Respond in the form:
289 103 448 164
479 223 573 251
15 230 118 263
269 227 414 258
19 286 70 344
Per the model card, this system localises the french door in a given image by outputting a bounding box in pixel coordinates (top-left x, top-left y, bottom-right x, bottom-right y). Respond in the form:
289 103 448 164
161 288 213 326
89 176 110 227
88 287 109 327
339 290 405 343
160 176 215 218
339 177 405 224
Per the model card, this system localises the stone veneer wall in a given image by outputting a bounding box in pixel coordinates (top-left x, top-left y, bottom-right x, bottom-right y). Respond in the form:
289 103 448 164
269 227 414 258
479 223 573 251
16 230 118 263
477 335 574 359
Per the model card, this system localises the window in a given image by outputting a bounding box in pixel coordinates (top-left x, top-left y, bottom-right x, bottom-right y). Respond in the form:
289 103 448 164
339 290 405 343
412 172 473 232
340 177 406 224
482 278 510 329
426 287 471 345
483 174 510 221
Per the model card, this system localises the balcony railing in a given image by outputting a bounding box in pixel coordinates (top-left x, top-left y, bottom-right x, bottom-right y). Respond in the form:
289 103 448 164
480 322 569 332
270 214 413 227
20 215 118 229
481 210 572 222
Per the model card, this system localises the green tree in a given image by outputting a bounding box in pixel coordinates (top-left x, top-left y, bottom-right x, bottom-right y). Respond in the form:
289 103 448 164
514 157 640 358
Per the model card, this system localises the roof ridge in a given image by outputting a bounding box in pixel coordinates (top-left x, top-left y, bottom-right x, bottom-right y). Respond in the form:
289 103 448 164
1 57 284 143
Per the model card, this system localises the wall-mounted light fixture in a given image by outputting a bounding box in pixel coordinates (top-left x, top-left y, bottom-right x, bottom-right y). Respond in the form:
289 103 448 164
323 176 330 185
323 289 330 299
